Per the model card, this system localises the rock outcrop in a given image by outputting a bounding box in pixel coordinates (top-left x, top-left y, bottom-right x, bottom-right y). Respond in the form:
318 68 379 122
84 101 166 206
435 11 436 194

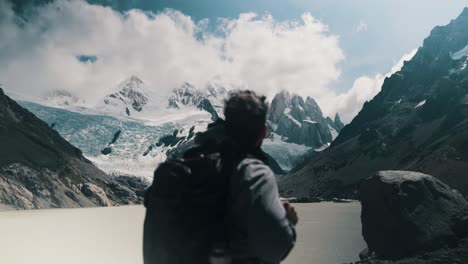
0 87 148 210
360 171 468 260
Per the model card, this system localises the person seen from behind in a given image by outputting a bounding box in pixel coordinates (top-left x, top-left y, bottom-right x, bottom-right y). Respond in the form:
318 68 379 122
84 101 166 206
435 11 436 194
143 90 298 264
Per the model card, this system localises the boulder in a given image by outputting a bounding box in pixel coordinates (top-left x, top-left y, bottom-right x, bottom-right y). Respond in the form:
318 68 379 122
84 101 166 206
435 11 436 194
81 183 111 207
360 170 468 259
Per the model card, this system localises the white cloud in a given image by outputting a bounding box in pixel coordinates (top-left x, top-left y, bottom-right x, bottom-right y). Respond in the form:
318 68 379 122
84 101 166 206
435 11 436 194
0 0 420 125
0 0 344 107
324 49 417 123
356 20 368 33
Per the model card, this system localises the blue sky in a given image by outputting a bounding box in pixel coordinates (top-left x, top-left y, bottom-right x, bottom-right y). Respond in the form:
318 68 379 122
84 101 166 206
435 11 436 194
2 0 468 122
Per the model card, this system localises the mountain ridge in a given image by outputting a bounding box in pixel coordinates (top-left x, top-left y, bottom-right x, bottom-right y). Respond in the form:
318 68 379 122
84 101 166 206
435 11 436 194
279 8 468 199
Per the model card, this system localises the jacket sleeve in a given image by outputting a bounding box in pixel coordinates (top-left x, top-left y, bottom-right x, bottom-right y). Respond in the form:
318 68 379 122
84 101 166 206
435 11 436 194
236 159 296 263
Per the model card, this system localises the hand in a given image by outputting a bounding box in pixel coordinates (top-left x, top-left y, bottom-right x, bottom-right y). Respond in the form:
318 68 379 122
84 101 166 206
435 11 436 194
282 201 298 225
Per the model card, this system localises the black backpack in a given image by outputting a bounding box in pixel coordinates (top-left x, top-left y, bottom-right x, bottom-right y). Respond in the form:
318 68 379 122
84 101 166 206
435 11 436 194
143 146 236 264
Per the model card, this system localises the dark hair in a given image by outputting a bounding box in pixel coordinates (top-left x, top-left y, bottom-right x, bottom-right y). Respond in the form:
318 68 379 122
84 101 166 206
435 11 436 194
224 90 269 147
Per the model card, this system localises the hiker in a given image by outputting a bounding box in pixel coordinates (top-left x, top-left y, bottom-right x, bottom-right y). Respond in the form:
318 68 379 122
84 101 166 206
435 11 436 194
143 90 298 264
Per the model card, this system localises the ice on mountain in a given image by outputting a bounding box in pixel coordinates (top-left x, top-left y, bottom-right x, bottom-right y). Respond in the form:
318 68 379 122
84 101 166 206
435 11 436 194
286 114 302 127
282 107 302 127
328 124 338 140
303 120 317 124
451 44 468 60
415 100 426 108
314 143 330 152
262 133 311 171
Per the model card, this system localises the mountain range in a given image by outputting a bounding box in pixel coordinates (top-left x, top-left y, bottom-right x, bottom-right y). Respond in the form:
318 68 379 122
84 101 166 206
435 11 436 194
14 76 342 178
279 8 468 199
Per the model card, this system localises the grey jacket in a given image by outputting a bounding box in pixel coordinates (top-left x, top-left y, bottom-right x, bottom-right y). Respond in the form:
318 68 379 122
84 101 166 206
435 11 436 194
227 157 296 264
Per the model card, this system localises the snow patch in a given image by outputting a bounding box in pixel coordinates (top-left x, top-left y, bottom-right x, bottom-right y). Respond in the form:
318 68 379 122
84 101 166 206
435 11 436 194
303 120 317 124
314 143 330 152
286 114 302 127
262 133 311 171
414 100 426 109
451 44 468 60
328 124 338 140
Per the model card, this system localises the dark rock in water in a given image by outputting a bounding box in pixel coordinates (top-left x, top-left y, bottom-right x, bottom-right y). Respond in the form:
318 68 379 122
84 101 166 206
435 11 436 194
187 126 195 140
49 122 56 129
360 171 468 259
101 130 121 155
101 147 112 155
109 130 121 145
142 144 153 156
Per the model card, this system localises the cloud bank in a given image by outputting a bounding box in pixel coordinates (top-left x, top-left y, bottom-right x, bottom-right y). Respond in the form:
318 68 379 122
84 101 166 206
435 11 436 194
0 0 414 122
327 49 417 122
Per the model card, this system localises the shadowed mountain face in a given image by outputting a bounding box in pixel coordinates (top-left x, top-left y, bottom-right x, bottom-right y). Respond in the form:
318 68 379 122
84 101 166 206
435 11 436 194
0 88 146 210
279 8 468 199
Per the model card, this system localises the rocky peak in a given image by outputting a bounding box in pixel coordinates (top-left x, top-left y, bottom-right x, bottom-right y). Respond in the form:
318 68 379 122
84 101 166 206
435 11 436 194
102 75 149 116
268 90 292 124
334 113 344 130
305 96 322 116
267 90 342 148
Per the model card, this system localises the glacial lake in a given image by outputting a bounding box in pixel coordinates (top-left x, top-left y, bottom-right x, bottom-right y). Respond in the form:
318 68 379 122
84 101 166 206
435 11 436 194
0 202 365 264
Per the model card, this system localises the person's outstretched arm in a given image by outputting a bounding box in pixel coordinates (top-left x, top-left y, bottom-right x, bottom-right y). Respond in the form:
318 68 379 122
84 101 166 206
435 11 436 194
236 159 297 263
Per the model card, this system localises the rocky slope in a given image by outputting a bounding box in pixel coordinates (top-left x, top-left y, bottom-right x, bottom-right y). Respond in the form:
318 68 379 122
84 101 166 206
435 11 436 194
0 87 147 210
279 8 468 199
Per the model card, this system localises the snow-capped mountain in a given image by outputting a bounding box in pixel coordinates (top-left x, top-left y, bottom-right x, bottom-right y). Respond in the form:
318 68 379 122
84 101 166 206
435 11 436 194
167 82 228 121
100 75 149 117
19 77 344 177
267 90 344 148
